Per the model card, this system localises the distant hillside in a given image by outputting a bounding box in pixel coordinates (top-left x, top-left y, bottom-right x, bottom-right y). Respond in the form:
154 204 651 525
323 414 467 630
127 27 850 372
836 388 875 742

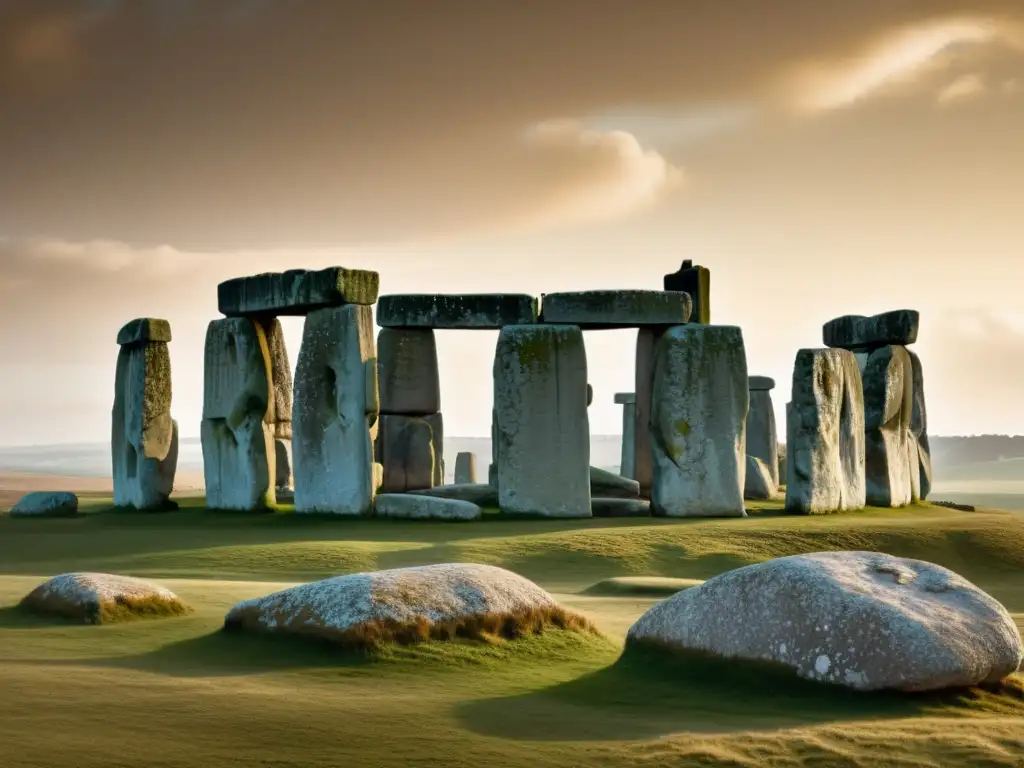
930 435 1024 468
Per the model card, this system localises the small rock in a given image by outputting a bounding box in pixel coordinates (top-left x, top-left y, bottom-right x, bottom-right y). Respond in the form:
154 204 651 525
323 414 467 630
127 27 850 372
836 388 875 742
21 573 189 624
375 494 482 521
10 492 79 518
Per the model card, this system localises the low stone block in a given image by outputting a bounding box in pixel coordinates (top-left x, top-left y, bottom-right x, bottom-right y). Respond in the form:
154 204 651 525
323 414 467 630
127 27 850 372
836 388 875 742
823 310 919 350
748 375 775 391
592 498 651 517
116 318 172 346
591 466 640 499
10 492 78 517
218 267 380 317
664 259 710 324
863 345 915 508
744 455 775 500
377 328 440 414
454 452 477 484
376 415 436 493
416 483 498 507
540 290 691 329
377 294 538 329
374 494 482 521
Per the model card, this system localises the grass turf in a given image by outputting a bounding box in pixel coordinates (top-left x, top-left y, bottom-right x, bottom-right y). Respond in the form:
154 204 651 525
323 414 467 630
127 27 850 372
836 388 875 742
0 498 1022 766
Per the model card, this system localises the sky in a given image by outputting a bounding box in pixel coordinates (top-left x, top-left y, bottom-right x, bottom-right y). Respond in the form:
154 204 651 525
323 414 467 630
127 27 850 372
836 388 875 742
1 0 1023 446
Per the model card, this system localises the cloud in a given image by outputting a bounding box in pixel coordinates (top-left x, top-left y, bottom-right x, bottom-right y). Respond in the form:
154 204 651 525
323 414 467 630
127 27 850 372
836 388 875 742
936 73 988 104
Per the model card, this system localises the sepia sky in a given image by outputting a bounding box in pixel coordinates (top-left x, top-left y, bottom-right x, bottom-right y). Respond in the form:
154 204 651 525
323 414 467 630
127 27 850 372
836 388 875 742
1 0 1023 446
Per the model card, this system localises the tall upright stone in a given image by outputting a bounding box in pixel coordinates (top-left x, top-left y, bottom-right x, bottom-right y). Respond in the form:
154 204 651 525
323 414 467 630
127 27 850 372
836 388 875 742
650 325 748 517
634 328 662 498
908 350 932 500
293 304 379 515
375 415 436 493
201 318 277 511
746 376 779 487
614 392 637 479
493 325 590 517
862 345 915 508
664 259 710 323
260 317 293 440
454 452 477 484
785 349 866 514
112 319 178 510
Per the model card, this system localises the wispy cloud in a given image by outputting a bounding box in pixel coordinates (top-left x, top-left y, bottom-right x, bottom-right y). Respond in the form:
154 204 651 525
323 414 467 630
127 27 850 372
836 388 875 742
936 73 987 105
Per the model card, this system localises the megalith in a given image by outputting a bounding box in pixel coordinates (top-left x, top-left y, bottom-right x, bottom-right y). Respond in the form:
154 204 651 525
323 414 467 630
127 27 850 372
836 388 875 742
454 452 477 484
493 324 590 517
785 349 866 514
614 392 637 479
664 259 710 323
376 415 436 493
746 375 779 488
111 319 178 510
744 455 775 501
650 324 748 517
201 318 277 511
633 328 662 498
908 350 932 500
862 345 915 507
293 304 379 515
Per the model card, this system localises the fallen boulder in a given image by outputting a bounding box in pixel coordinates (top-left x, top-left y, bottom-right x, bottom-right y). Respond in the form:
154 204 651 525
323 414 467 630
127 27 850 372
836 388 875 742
21 573 189 624
626 551 1022 692
10 492 79 518
375 494 482 521
592 498 651 517
590 466 641 499
416 483 498 507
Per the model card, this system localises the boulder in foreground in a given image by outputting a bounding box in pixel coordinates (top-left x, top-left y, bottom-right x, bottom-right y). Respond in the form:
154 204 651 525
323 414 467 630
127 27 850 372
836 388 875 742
627 551 1022 692
10 492 79 518
224 563 592 648
21 573 189 624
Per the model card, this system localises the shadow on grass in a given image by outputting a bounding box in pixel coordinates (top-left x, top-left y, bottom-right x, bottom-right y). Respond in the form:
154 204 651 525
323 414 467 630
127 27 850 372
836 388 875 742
454 644 1024 742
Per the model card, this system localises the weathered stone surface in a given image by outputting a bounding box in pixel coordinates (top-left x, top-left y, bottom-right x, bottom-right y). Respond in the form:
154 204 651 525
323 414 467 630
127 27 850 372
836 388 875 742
494 324 590 517
592 498 651 517
375 494 482 521
663 259 709 324
744 455 775 500
416 483 498 507
785 349 866 514
746 386 779 487
908 350 932 501
224 563 581 645
591 466 641 499
748 375 775 391
540 290 691 329
116 318 172 346
202 318 276 511
294 304 378 515
614 392 636 405
20 573 188 624
259 317 293 440
112 333 178 510
650 325 748 517
377 328 440 415
218 267 380 317
634 328 663 497
377 294 538 329
454 452 477 484
375 415 436 493
862 345 915 508
275 438 292 490
616 393 637 480
10 492 78 517
823 310 919 351
626 552 1023 692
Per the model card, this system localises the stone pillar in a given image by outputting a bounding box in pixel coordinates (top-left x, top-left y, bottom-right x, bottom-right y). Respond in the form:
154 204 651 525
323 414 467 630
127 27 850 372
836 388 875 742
862 346 915 508
293 304 378 515
614 392 637 479
454 452 477 484
201 317 277 511
634 328 662 498
259 317 294 493
493 324 591 517
112 318 178 510
785 349 866 514
746 376 779 488
908 350 932 500
650 324 748 517
663 259 711 323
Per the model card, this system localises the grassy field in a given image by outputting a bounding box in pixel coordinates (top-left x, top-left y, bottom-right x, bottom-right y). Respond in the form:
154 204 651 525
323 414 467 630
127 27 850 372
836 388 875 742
1 498 1022 767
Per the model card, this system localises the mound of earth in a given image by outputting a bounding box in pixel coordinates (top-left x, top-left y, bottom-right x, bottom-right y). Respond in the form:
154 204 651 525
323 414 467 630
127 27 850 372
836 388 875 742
224 563 593 648
10 492 78 517
20 573 190 624
584 576 703 597
626 551 1023 692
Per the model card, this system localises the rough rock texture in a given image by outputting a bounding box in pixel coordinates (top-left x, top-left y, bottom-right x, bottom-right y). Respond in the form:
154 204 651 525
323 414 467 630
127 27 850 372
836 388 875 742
862 346 915 508
377 328 440 415
377 294 538 329
650 325 748 517
785 349 866 514
275 439 293 490
417 483 498 507
663 259 710 324
748 375 775 391
224 563 584 646
21 573 188 623
823 310 919 351
626 551 1023 692
591 466 641 499
540 290 691 329
116 318 172 346
294 304 378 515
493 324 591 517
112 327 178 510
259 317 293 440
454 452 477 484
908 350 932 501
375 415 436 493
10 492 79 517
201 318 276 511
746 384 779 487
634 329 663 498
592 498 651 517
218 267 380 316
375 494 482 521
744 456 775 500
615 393 637 480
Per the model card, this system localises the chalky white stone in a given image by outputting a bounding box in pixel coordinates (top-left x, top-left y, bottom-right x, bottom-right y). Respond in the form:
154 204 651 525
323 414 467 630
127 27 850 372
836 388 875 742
293 304 378 515
10 491 79 517
650 324 748 517
626 552 1023 692
375 494 482 521
21 572 185 623
862 345 914 508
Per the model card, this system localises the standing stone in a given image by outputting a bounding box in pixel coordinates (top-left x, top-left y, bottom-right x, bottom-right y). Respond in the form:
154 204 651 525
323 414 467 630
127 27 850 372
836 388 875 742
275 439 292 490
540 290 691 328
744 455 775 501
823 310 919 350
493 325 590 517
862 345 915 508
650 325 748 517
201 318 277 511
785 349 866 514
663 259 710 324
908 350 932 500
376 415 436 493
746 376 779 488
259 317 293 440
377 328 440 415
112 319 178 510
454 452 477 484
293 304 378 515
634 329 662 498
614 392 637 479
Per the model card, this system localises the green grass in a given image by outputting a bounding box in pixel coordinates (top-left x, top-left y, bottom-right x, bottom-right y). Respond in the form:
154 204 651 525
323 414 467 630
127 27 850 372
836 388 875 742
0 497 1022 767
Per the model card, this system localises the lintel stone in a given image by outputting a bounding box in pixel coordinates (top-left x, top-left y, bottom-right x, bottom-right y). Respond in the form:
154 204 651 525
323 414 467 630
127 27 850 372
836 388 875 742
614 392 636 405
117 318 172 346
823 309 919 350
748 375 776 391
540 290 691 329
376 293 538 329
218 267 380 317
